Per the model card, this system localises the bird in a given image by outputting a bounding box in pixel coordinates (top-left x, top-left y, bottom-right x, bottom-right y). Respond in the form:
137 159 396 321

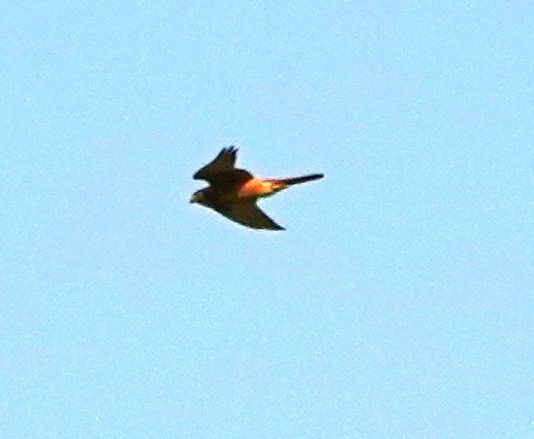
190 146 324 230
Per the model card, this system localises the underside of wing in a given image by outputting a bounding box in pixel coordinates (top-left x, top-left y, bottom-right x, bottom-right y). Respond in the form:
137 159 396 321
214 200 285 230
193 146 239 182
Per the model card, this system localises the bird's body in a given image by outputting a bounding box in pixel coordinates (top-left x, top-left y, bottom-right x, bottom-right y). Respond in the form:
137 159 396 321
190 147 323 230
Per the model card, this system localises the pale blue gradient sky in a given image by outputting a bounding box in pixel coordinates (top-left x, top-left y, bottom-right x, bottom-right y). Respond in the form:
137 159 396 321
1 1 533 438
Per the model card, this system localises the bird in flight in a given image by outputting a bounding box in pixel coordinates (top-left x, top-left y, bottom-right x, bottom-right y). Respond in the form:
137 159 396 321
190 147 324 230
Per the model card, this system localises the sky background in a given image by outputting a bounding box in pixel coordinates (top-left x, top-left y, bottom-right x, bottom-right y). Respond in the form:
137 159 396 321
1 1 533 438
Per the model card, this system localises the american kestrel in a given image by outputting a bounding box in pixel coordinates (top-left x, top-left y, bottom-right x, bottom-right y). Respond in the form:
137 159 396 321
190 147 323 230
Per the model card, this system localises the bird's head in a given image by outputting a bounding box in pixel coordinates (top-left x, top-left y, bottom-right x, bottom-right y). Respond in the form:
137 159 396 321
189 189 207 205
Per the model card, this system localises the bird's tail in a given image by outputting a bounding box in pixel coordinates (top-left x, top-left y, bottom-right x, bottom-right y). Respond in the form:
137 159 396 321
275 173 324 186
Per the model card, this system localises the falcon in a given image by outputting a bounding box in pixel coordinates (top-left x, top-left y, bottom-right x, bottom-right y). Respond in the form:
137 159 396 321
190 146 324 230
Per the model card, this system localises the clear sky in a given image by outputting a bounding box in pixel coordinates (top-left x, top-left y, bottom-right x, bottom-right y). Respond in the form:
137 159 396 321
1 1 533 438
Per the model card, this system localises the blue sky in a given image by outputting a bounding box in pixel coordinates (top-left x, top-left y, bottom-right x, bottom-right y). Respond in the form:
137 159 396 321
1 1 533 437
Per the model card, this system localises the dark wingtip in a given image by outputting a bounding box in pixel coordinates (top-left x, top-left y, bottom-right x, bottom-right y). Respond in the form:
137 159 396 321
222 145 238 159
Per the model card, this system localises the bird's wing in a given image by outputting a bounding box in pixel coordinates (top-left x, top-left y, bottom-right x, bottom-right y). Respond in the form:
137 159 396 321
214 200 285 230
193 146 240 182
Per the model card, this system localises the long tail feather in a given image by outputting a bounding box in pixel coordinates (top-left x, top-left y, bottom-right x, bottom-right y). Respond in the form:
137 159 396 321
278 173 324 186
